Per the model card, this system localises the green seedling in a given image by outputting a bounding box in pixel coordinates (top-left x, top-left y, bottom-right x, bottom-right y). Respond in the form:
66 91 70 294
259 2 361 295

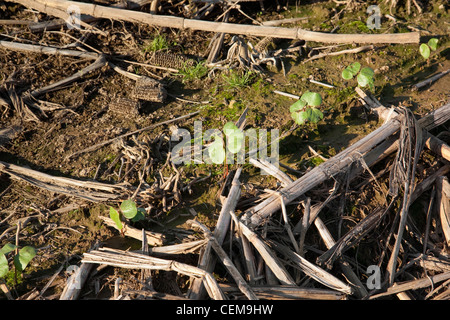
207 134 226 165
207 122 244 164
143 33 171 52
289 91 323 125
342 62 375 91
419 38 439 59
207 122 244 178
179 61 208 83
223 122 244 154
222 70 255 89
0 243 36 279
109 199 145 232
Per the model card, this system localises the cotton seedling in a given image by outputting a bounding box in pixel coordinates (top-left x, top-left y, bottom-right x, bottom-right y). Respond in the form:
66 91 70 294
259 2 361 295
206 122 244 178
289 91 323 125
419 38 439 59
0 243 36 281
206 121 245 165
109 199 145 233
341 62 375 92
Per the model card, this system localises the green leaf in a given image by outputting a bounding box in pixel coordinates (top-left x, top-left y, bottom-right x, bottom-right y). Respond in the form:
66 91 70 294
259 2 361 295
308 107 324 123
226 130 244 154
360 67 374 78
208 137 226 164
341 68 354 80
13 246 36 272
0 243 17 256
428 38 438 51
223 122 238 135
223 122 244 154
301 91 322 107
291 107 323 125
419 43 431 59
131 208 145 222
347 62 361 76
291 111 308 125
342 62 360 80
0 254 9 278
357 69 374 88
109 207 123 230
121 199 137 219
289 99 307 113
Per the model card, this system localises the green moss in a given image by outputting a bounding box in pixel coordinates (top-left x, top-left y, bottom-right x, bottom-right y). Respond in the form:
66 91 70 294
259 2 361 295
310 156 325 167
339 20 372 34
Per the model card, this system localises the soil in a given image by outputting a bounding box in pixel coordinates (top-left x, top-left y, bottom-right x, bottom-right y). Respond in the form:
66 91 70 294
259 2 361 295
0 0 449 301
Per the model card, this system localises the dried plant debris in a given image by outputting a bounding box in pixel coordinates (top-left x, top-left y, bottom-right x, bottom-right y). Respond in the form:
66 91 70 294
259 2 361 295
252 37 277 57
132 76 167 103
145 51 195 70
109 97 141 117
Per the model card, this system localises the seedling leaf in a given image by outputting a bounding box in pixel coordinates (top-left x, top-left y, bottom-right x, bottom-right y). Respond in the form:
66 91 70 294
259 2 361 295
357 68 374 88
13 246 36 272
301 92 322 107
360 67 374 78
223 122 238 134
208 137 226 164
291 110 308 125
308 107 324 123
428 38 438 51
109 207 123 230
341 68 354 80
0 243 17 256
226 130 244 154
121 199 137 219
131 208 146 222
348 62 361 76
290 99 307 113
223 121 243 153
419 43 431 59
0 254 8 277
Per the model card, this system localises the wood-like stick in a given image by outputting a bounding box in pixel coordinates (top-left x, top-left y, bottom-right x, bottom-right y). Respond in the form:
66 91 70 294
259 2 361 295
11 0 420 44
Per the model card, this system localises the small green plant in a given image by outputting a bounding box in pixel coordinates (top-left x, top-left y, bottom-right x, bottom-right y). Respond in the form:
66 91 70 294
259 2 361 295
143 33 171 52
222 70 255 89
419 38 439 59
341 62 375 91
207 122 244 164
179 61 208 83
109 199 145 232
223 122 244 154
0 243 36 280
207 134 226 165
289 91 323 125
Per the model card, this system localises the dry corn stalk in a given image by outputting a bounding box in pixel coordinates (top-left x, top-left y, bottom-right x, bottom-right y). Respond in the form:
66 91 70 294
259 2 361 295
109 97 141 117
132 76 167 102
10 0 421 44
252 36 276 57
82 247 226 300
146 51 195 70
437 177 450 246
